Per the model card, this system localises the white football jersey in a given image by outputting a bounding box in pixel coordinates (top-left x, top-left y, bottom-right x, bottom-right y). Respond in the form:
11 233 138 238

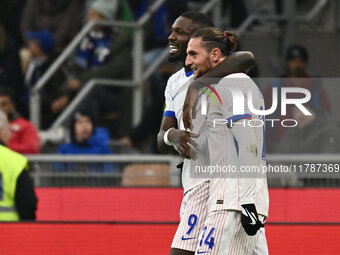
200 73 269 217
164 67 206 193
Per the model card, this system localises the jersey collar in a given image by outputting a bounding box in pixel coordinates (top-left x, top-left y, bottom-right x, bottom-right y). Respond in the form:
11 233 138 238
185 69 194 77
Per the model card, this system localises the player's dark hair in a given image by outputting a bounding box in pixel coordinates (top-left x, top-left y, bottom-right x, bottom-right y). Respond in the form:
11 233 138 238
180 11 214 28
191 27 237 56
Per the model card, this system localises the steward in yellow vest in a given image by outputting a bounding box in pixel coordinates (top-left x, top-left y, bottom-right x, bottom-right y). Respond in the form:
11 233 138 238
0 110 37 221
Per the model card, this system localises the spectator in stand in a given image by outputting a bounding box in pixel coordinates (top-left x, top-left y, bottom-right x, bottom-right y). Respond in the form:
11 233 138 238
51 0 131 130
24 30 66 128
21 0 85 51
24 30 55 88
64 0 119 93
56 111 115 172
0 25 24 108
73 0 119 71
264 45 331 152
0 88 41 154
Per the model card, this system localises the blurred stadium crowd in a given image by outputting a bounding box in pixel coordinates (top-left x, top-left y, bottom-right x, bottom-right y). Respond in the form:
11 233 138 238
0 0 339 187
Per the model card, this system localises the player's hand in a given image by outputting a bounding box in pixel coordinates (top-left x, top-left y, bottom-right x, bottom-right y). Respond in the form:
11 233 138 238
183 85 199 131
168 128 200 160
241 204 264 236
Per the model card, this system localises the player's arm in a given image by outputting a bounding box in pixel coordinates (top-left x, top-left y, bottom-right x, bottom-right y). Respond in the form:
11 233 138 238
157 79 199 159
157 116 177 154
213 79 263 236
158 78 177 154
183 51 255 130
215 77 257 205
197 51 255 80
229 121 257 205
157 116 199 159
230 121 264 236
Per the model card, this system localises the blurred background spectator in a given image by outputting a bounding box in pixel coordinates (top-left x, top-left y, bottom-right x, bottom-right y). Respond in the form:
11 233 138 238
51 0 131 136
264 45 332 152
73 3 118 70
22 30 67 126
0 25 24 108
20 0 85 51
0 88 40 154
275 104 340 154
56 110 116 172
24 30 55 89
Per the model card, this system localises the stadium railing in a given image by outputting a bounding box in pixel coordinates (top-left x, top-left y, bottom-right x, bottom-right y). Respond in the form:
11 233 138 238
29 0 223 130
26 154 181 187
235 0 330 49
267 154 340 187
26 154 340 188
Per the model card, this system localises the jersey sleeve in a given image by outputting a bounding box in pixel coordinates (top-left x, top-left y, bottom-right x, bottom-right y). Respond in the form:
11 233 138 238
230 122 257 205
163 77 176 119
206 75 257 205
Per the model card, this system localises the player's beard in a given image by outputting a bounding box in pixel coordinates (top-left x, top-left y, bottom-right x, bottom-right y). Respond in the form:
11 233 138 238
168 51 187 64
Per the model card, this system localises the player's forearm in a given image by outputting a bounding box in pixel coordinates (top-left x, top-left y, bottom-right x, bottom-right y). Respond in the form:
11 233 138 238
187 51 255 91
157 130 173 154
231 122 257 204
201 51 255 79
230 51 255 73
158 116 177 154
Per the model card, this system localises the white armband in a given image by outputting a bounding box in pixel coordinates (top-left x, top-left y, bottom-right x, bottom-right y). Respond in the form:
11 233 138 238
163 128 174 146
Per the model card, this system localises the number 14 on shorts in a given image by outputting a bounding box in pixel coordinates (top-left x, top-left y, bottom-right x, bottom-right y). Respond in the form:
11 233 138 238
197 226 216 254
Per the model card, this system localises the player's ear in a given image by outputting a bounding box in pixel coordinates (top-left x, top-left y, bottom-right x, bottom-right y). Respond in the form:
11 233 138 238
211 48 222 63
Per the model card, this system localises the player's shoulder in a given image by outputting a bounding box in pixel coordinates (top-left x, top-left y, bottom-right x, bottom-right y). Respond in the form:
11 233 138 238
166 67 187 91
218 73 252 87
168 67 186 82
215 73 254 98
165 68 184 91
222 73 250 80
165 68 186 95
